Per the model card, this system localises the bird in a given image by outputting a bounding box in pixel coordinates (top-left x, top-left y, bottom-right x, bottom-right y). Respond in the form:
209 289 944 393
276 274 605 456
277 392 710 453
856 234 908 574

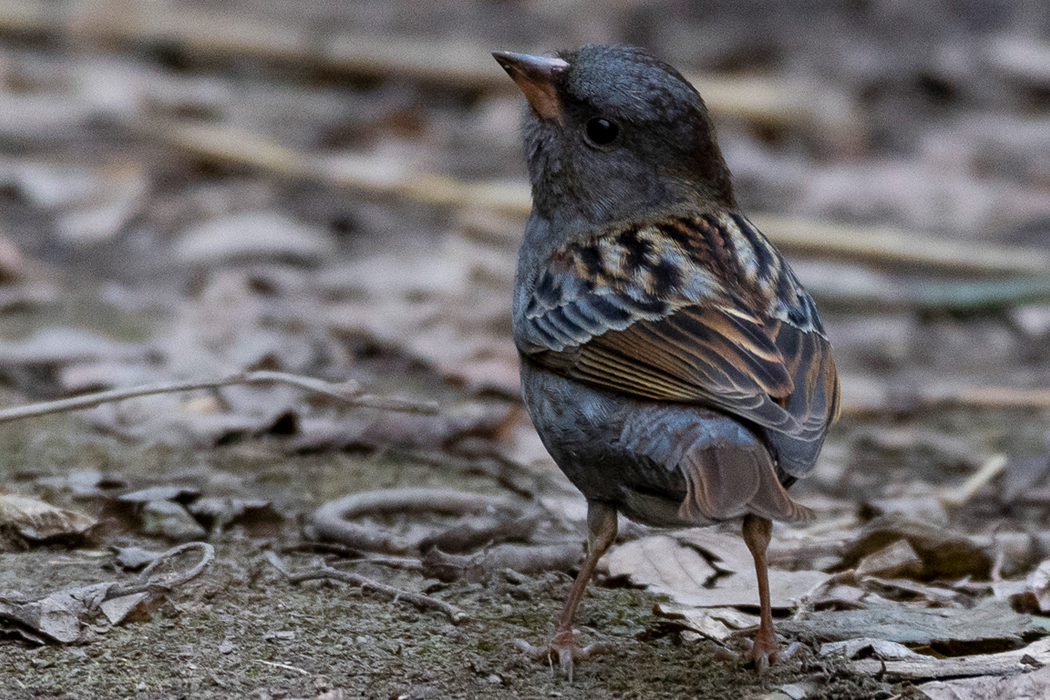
492 45 840 679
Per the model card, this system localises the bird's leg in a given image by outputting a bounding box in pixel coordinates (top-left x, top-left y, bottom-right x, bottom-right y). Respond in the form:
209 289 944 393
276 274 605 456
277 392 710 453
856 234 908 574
741 513 781 672
516 500 618 681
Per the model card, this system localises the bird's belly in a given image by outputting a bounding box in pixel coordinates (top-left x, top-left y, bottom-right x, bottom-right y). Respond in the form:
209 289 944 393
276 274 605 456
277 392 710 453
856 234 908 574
520 360 767 527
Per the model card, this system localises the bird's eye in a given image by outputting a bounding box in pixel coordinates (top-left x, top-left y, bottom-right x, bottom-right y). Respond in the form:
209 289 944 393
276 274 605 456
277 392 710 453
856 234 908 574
584 117 620 146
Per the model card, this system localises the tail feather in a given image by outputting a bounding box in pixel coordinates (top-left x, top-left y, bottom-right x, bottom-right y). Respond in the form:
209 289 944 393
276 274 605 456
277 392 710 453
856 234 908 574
677 441 813 524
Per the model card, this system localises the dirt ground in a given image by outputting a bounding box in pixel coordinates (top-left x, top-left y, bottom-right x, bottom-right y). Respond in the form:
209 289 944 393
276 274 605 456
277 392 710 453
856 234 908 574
1 2 1050 699
0 415 887 700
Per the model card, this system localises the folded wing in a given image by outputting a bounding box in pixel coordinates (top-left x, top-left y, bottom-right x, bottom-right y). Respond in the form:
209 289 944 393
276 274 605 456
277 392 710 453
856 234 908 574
519 210 840 478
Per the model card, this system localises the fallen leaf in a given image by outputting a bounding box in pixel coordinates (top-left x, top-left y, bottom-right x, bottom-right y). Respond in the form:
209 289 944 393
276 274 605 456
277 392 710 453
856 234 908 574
820 637 925 660
838 514 991 580
653 601 759 642
99 592 161 625
811 583 868 610
918 664 1050 699
782 599 1046 653
852 636 1050 681
0 582 111 644
673 527 755 574
608 535 717 596
112 546 161 570
1030 559 1050 613
856 539 923 579
0 494 97 546
608 534 830 610
138 500 207 541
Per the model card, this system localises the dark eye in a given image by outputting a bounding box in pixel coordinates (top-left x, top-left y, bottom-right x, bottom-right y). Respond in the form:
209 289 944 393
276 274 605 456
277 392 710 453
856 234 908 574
585 117 620 146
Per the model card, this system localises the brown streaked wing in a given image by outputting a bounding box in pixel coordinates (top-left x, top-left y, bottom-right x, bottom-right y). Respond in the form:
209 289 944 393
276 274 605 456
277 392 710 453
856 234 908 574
531 304 812 436
520 211 839 475
763 317 841 476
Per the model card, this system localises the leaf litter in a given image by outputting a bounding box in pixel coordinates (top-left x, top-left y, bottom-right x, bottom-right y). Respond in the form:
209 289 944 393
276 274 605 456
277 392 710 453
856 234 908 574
1 3 1050 699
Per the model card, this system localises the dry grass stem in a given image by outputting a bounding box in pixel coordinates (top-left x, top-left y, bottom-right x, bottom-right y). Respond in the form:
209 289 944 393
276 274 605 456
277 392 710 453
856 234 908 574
0 370 438 425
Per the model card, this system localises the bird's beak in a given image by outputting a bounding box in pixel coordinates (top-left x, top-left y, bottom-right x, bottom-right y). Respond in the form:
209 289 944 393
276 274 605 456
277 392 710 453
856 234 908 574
492 51 568 123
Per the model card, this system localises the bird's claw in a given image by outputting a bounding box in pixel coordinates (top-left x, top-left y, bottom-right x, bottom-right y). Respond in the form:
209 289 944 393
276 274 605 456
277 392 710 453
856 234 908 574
716 632 798 673
513 633 612 682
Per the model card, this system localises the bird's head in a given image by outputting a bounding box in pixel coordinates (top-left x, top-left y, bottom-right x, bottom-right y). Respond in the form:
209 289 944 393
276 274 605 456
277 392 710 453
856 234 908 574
494 45 736 227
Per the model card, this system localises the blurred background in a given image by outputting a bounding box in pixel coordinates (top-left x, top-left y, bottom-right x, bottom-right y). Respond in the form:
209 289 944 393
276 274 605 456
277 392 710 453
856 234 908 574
0 0 1047 498
1 1 1050 696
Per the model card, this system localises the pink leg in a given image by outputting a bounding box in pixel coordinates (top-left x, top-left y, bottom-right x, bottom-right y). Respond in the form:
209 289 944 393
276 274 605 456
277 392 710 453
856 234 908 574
742 513 780 672
516 500 617 681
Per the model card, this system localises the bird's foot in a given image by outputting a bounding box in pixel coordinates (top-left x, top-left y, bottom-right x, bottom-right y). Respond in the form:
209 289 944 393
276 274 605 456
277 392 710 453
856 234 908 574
513 628 612 682
714 630 798 673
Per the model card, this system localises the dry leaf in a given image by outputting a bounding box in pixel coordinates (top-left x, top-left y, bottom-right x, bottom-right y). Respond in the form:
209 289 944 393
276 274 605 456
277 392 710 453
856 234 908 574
855 637 1050 681
0 494 97 546
839 514 991 580
1029 559 1050 613
856 539 923 579
608 534 830 610
0 582 110 644
608 535 717 596
99 591 165 626
820 637 925 660
654 601 759 642
783 599 1043 651
918 664 1050 699
673 528 755 574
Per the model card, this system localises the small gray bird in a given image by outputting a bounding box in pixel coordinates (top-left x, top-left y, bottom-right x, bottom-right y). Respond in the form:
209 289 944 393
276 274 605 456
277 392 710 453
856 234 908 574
493 45 840 678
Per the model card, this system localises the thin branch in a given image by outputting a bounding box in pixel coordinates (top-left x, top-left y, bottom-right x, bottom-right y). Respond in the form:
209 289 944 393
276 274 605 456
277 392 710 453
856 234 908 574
153 121 1050 278
291 568 466 624
257 660 309 676
0 370 438 425
309 488 524 554
807 275 1050 313
266 553 466 624
107 542 216 599
841 383 1050 418
940 454 1010 507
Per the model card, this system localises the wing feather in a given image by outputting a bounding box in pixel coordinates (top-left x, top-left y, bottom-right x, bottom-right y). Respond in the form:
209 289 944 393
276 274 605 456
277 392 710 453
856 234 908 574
518 210 840 476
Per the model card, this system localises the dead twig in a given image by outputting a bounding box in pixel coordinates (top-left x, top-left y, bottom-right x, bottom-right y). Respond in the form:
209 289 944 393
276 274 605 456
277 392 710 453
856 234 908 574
807 275 1050 313
839 381 1050 418
265 553 466 624
257 660 309 675
0 369 438 425
105 542 216 599
130 542 214 592
0 542 215 643
154 121 1050 278
940 454 1009 507
308 488 527 555
334 556 424 572
749 214 1050 277
421 542 582 583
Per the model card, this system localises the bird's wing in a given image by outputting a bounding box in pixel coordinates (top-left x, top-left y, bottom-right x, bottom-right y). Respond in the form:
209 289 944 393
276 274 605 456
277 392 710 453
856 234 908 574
518 210 840 476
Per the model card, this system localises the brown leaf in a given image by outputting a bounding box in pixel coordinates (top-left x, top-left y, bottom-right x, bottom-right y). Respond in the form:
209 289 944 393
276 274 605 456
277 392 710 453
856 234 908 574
820 637 924 660
918 664 1050 699
854 637 1050 682
653 601 759 642
608 534 830 610
0 494 97 547
99 592 162 626
839 514 991 580
855 539 923 579
672 527 755 574
782 599 1044 652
